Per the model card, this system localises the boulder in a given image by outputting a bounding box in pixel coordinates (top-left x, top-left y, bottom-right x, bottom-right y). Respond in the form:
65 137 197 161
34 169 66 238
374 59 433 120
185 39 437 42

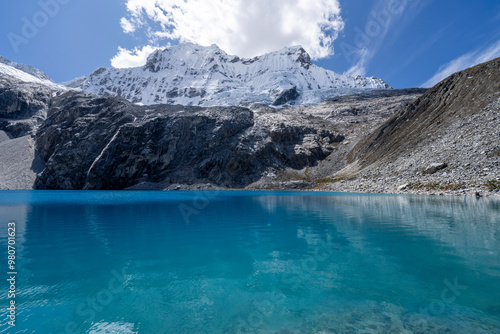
424 163 448 174
397 184 409 191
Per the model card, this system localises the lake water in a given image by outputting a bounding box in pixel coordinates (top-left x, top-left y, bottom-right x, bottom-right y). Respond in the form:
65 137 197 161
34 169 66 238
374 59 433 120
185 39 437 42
0 191 499 333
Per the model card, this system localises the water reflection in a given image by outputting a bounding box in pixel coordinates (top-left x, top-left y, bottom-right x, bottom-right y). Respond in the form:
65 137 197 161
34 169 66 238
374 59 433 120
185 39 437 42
253 193 500 326
0 191 498 333
254 194 500 263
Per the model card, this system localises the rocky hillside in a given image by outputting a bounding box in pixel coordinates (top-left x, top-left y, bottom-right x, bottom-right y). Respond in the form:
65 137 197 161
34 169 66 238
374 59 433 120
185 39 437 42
0 69 51 189
311 57 500 196
78 43 389 107
0 54 498 196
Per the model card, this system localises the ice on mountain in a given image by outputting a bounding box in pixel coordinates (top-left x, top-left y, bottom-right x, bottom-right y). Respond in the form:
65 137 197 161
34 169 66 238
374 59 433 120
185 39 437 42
79 43 391 107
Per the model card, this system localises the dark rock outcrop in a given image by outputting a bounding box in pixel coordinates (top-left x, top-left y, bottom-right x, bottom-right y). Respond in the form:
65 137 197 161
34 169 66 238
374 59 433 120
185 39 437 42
0 75 51 137
272 86 299 106
35 92 137 189
423 163 448 175
34 91 342 190
291 47 312 69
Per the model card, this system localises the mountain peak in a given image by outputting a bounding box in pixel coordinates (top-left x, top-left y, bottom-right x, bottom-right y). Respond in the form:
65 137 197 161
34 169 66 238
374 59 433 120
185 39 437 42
144 43 231 73
79 43 390 106
281 45 307 54
283 45 312 69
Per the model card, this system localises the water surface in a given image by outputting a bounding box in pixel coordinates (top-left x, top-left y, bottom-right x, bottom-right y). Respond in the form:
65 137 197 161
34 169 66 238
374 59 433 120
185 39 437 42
0 191 499 333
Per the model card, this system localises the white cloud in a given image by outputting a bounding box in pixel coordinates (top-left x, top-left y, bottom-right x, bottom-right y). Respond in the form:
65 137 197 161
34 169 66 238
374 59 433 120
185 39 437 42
119 0 344 59
343 0 421 76
111 45 162 68
422 39 500 88
343 48 369 76
120 18 136 34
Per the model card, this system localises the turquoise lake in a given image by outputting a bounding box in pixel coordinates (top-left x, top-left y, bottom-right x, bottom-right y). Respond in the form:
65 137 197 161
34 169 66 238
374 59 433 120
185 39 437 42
0 191 499 333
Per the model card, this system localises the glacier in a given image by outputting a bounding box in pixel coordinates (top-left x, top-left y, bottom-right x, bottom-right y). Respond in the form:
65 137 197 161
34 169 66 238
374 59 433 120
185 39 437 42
79 43 391 107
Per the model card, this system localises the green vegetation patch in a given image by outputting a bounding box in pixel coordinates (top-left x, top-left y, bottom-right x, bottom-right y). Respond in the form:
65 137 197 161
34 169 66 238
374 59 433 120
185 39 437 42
485 180 500 191
405 181 470 191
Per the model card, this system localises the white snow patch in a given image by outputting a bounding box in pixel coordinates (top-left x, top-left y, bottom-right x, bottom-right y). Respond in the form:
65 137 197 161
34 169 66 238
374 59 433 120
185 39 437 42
0 62 68 91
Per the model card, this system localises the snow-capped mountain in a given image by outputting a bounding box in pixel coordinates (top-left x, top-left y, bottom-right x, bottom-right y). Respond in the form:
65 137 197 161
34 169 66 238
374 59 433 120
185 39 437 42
79 43 390 106
60 76 87 89
0 56 67 91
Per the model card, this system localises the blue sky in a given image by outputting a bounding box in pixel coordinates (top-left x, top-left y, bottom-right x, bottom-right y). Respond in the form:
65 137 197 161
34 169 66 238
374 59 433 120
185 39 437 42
1 0 499 88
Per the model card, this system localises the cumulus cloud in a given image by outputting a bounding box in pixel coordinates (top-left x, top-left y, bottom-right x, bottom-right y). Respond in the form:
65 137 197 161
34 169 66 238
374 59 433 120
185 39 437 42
118 0 344 60
111 45 163 68
422 39 500 88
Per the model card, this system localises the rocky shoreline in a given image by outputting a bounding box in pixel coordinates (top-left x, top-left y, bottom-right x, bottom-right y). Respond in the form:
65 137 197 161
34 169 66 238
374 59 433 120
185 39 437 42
317 180 500 198
142 184 500 199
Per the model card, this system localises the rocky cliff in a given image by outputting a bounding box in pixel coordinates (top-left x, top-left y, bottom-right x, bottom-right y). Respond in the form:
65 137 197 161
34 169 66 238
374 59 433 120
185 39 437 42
0 74 52 138
33 91 344 190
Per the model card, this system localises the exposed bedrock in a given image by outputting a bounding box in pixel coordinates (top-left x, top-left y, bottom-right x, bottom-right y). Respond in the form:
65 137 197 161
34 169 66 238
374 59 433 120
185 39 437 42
34 91 343 189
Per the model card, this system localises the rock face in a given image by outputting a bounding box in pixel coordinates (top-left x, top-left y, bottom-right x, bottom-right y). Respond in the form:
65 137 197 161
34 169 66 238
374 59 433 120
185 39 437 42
34 91 343 190
247 89 426 189
0 75 52 137
78 43 390 107
0 67 52 190
272 86 299 106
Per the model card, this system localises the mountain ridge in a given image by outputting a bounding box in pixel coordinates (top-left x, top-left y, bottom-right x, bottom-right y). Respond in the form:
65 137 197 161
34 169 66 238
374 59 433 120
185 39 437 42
0 56 67 91
0 56 53 82
1 48 497 195
78 43 390 107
